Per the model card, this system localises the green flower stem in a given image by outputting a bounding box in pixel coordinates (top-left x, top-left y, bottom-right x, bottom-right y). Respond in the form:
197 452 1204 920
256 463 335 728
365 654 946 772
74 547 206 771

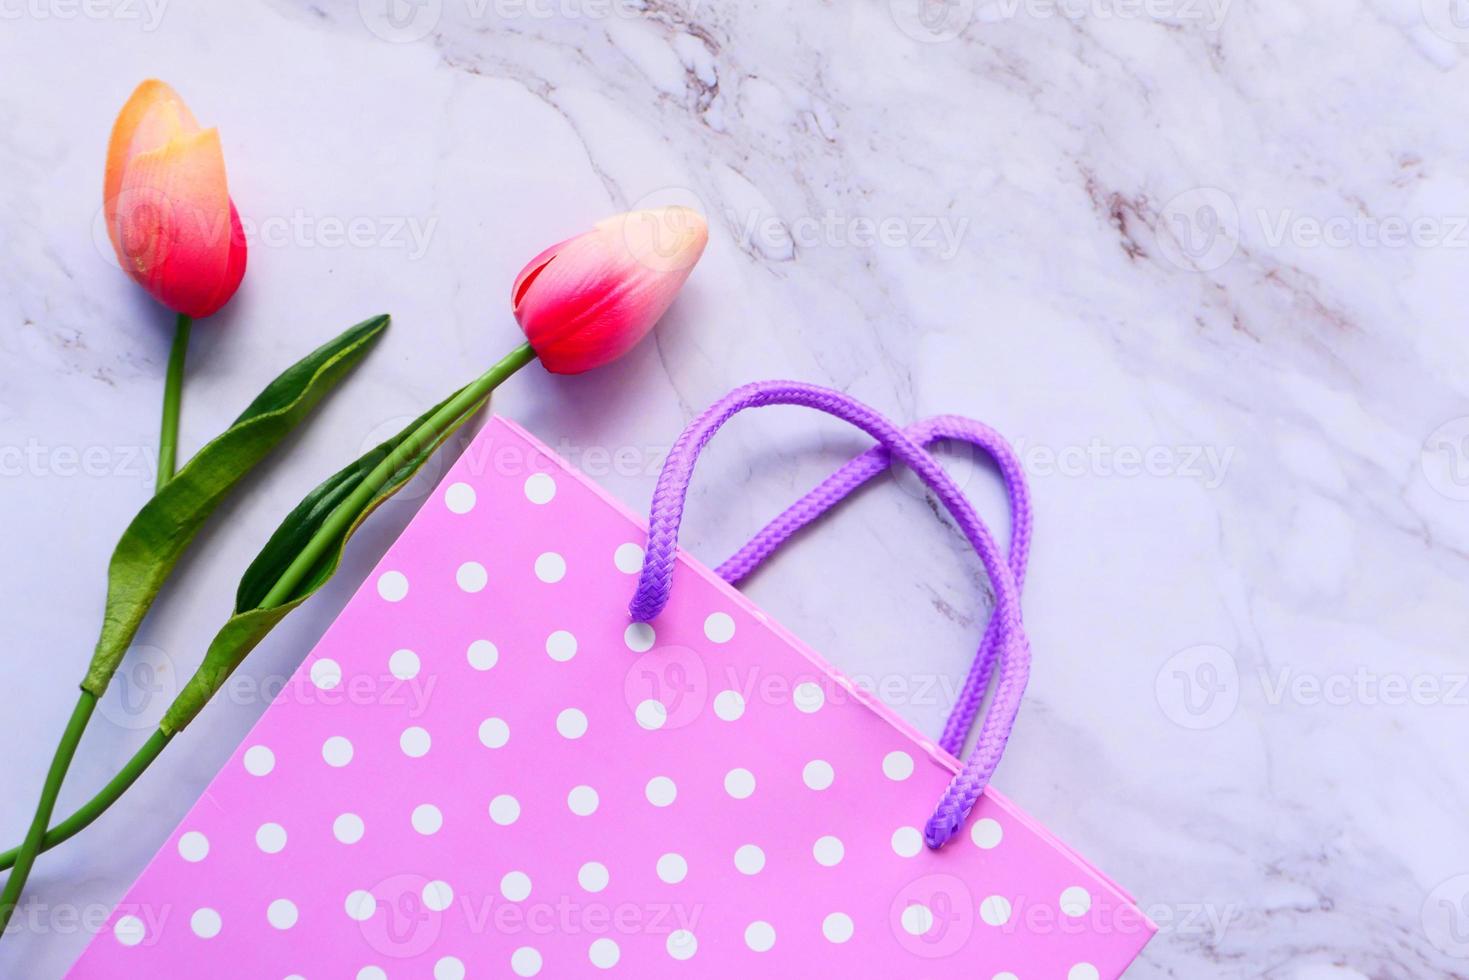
0 692 97 935
259 342 536 607
0 342 540 883
0 731 171 874
156 313 192 490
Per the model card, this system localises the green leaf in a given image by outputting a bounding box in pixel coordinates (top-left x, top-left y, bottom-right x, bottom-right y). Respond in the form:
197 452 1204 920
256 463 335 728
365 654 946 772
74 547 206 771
159 383 485 734
81 315 391 696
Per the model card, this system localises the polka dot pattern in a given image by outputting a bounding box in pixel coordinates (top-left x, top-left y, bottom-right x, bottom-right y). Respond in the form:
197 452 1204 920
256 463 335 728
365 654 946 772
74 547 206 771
80 421 1151 979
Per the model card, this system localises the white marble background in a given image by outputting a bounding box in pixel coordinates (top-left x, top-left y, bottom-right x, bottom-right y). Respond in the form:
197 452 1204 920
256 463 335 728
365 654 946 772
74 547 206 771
3 0 1469 976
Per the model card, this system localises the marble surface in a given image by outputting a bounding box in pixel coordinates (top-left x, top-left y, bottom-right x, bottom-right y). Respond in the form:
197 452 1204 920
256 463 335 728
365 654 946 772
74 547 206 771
3 1 1468 976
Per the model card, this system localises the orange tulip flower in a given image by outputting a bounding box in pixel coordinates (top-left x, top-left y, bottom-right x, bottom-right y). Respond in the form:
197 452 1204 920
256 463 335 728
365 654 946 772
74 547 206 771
104 80 246 318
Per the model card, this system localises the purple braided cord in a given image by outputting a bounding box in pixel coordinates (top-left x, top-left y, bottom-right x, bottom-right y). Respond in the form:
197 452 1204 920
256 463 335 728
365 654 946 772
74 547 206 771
712 415 1032 757
628 381 1032 849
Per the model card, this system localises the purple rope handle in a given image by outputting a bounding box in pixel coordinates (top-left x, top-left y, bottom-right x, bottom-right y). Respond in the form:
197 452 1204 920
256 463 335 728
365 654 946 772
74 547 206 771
629 381 1032 849
713 414 1032 758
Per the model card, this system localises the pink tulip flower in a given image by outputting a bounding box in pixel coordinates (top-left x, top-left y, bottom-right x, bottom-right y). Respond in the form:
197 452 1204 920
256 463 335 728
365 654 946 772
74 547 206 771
512 206 708 374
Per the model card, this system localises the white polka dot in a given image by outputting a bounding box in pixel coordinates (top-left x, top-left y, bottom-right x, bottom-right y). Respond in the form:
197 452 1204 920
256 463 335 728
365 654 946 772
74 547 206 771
613 543 644 574
813 835 844 867
534 552 566 583
478 717 511 749
524 472 556 504
388 648 420 680
656 852 688 884
456 561 488 593
971 817 1004 849
744 920 776 953
645 776 677 807
334 813 365 844
242 745 275 776
901 903 933 936
500 871 532 902
713 690 745 721
724 767 756 799
377 570 409 602
511 945 543 976
411 803 443 835
445 482 476 514
423 880 454 912
803 759 834 791
980 895 1014 927
467 639 499 670
190 907 221 939
635 699 668 731
794 681 825 713
994 974 1020 980
256 822 287 854
345 890 376 921
267 899 298 930
322 735 354 767
177 831 209 862
401 726 431 757
1069 966 1101 980
822 912 854 944
568 785 599 816
703 612 736 643
358 968 386 980
113 914 145 946
892 826 923 858
883 750 915 781
589 937 621 969
546 630 578 662
309 658 341 690
733 844 765 875
624 622 655 652
1061 886 1093 917
489 794 521 826
578 861 609 893
557 708 588 740
435 955 467 980
666 929 697 960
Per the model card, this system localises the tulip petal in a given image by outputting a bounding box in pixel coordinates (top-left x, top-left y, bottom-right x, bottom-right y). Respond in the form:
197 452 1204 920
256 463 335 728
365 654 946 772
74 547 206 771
104 80 199 259
116 127 241 318
514 207 707 374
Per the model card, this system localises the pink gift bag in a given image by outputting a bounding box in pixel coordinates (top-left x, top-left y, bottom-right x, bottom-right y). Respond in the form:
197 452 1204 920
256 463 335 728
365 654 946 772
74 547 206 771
70 384 1155 978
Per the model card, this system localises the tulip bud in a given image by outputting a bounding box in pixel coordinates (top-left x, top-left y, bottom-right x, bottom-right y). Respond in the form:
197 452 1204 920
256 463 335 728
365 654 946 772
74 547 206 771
512 206 708 374
104 80 246 318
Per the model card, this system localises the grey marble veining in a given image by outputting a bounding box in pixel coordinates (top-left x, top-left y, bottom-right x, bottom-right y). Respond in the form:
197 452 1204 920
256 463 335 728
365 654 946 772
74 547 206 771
3 1 1468 977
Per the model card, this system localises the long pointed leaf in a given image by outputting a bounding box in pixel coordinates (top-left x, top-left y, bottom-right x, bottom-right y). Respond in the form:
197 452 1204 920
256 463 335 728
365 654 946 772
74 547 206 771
82 315 391 695
159 384 485 733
